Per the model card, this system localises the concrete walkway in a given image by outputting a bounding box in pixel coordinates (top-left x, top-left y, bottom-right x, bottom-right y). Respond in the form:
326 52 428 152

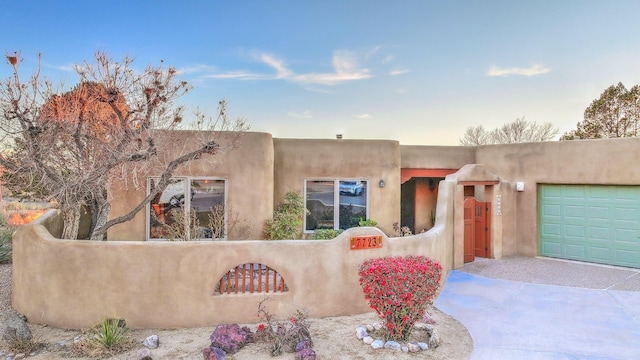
434 257 640 360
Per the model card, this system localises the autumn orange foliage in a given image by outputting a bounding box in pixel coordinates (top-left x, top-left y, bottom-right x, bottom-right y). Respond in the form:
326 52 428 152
38 82 130 140
7 210 47 226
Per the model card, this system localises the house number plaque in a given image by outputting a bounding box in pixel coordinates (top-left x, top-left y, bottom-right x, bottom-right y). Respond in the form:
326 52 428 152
350 235 383 250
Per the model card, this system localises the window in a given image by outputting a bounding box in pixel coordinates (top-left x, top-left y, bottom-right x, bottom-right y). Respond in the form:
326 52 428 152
148 177 227 240
304 179 368 232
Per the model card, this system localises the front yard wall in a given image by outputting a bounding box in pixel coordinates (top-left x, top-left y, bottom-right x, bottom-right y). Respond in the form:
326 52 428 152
13 186 454 329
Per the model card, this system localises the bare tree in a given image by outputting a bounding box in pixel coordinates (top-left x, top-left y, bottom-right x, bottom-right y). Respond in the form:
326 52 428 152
0 52 248 240
459 117 559 145
459 125 489 146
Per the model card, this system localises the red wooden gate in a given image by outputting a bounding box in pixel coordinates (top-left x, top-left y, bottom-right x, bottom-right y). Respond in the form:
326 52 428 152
463 198 491 263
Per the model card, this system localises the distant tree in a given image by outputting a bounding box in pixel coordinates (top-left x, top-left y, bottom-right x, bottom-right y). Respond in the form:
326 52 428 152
459 125 489 146
459 117 559 145
0 52 249 240
561 82 640 140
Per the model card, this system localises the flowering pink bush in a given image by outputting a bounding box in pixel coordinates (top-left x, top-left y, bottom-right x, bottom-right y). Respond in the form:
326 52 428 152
358 256 442 341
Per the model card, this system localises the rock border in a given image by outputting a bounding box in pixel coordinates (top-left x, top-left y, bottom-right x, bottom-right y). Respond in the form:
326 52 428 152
355 322 441 353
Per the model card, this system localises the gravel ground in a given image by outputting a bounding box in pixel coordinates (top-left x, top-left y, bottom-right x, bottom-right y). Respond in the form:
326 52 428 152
461 256 640 291
0 263 11 312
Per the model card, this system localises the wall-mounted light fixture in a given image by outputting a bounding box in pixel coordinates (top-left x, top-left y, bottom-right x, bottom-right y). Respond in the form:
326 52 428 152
516 181 525 192
379 179 385 188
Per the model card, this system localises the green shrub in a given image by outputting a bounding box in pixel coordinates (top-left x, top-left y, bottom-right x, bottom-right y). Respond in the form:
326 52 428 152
264 192 304 240
0 227 13 263
4 334 46 354
358 218 378 227
70 318 135 357
311 229 344 240
89 318 131 349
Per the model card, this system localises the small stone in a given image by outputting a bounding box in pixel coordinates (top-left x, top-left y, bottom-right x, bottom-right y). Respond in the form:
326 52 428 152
210 324 249 354
203 346 226 360
401 346 409 352
371 339 385 349
384 341 401 351
421 313 437 324
414 322 427 330
372 322 383 331
408 342 421 352
366 324 374 332
295 340 312 352
0 311 32 343
417 342 429 350
363 336 374 344
355 326 368 339
14 354 26 360
295 347 316 360
137 348 153 360
143 334 159 349
428 328 441 348
422 323 435 334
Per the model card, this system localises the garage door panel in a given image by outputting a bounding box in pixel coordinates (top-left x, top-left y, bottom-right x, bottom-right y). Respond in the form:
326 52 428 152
565 205 585 218
589 227 610 240
541 241 562 257
617 250 640 265
542 204 562 216
615 207 638 221
589 247 612 262
539 185 640 269
615 229 637 243
588 206 610 220
565 244 586 258
565 224 584 237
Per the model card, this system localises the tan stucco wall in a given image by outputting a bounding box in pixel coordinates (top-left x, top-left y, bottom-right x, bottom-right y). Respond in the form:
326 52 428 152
108 131 274 240
13 199 455 329
273 139 401 235
475 137 640 256
400 145 475 169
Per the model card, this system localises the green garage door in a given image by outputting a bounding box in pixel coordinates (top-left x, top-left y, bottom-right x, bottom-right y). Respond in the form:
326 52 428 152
539 185 640 268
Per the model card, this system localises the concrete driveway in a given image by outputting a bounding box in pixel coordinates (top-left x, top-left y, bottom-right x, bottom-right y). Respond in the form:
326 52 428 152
434 257 640 360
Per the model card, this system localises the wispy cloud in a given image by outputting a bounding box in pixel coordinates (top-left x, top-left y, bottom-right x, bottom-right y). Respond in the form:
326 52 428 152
355 114 372 119
256 52 292 79
289 51 371 85
288 110 313 119
390 69 409 76
177 64 219 75
46 63 75 72
203 50 372 86
205 71 267 80
486 64 550 77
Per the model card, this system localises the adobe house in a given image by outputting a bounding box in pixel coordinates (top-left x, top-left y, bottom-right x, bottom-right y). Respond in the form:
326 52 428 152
107 131 640 270
12 132 640 329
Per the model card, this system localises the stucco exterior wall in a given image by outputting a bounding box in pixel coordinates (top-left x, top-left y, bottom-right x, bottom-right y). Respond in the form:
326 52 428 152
400 145 475 169
107 131 274 241
475 137 640 256
13 196 455 329
273 139 401 235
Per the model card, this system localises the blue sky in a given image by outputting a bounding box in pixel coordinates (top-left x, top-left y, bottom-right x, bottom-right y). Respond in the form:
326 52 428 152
2 1 640 145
